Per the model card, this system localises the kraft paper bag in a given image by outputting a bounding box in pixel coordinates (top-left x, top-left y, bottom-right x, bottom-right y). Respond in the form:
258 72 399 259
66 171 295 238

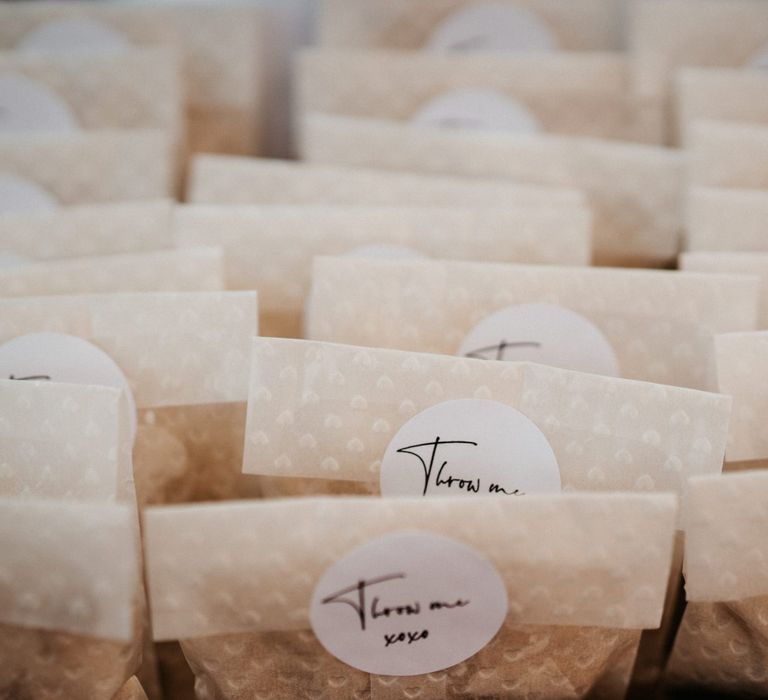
685 187 768 254
0 498 143 700
318 0 621 52
115 677 149 700
681 253 768 330
665 470 768 697
0 129 174 212
144 493 677 700
297 49 663 144
0 291 260 503
300 114 684 268
0 199 174 262
675 68 768 146
307 256 759 390
688 120 768 191
713 331 768 472
0 248 224 298
174 204 592 338
0 0 265 158
187 154 587 211
0 48 183 147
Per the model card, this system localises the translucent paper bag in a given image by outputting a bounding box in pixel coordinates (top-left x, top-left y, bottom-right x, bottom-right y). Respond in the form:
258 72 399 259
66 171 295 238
0 498 142 700
681 252 768 330
145 493 678 700
675 68 768 145
187 154 586 211
0 129 174 213
685 187 768 253
174 204 592 337
665 470 768 697
713 331 768 472
307 256 759 390
318 0 621 52
0 199 174 262
300 114 684 267
298 49 663 144
0 291 260 503
688 120 768 191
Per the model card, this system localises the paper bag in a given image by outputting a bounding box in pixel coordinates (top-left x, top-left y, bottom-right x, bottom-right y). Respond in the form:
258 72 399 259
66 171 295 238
145 493 677 699
307 256 759 390
665 470 768 697
298 49 663 144
187 154 586 210
174 204 592 338
300 113 684 267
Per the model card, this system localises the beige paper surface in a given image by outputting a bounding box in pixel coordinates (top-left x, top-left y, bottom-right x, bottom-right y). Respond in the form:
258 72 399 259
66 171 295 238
0 48 183 142
114 677 149 700
319 0 621 51
0 379 133 503
300 114 684 267
145 494 676 698
0 200 172 262
714 331 768 464
0 247 224 298
666 470 768 696
188 154 586 209
688 120 768 190
0 129 174 205
243 338 729 507
681 252 768 329
308 257 759 390
0 1 265 157
298 49 663 144
174 204 592 337
676 68 768 146
685 187 768 253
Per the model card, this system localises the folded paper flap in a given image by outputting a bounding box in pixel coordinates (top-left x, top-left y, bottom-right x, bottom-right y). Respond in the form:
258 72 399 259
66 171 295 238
0 199 174 260
0 129 173 204
174 204 592 306
308 256 758 388
0 291 258 408
299 113 683 265
187 155 587 208
686 187 768 253
244 338 730 505
684 471 768 602
715 331 768 463
0 47 182 132
0 379 126 501
146 493 678 641
0 498 139 641
319 0 620 51
0 248 223 297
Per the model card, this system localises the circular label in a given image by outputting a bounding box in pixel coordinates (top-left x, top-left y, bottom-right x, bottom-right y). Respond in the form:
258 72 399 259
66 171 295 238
749 44 768 71
18 19 131 53
0 74 78 134
0 332 137 441
0 173 59 215
426 2 558 53
413 89 540 134
457 303 620 377
380 399 560 498
310 532 508 676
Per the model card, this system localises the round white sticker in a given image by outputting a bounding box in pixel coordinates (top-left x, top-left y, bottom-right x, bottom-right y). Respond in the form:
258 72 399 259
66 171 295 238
380 399 560 498
457 303 620 377
749 44 768 71
0 74 78 134
426 2 558 53
310 532 508 676
18 19 131 53
413 89 540 134
0 173 59 215
0 332 137 440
